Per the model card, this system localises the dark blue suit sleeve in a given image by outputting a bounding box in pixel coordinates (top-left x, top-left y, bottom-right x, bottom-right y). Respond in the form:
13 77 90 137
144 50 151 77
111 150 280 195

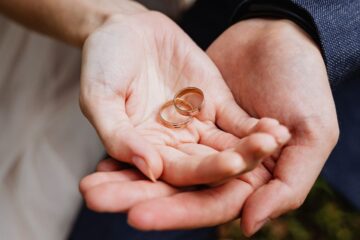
291 0 360 85
232 0 360 86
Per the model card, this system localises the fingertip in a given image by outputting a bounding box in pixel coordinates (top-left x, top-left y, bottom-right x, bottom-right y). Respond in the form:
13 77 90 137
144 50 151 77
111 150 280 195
134 144 163 181
132 156 158 182
79 172 111 196
275 125 292 145
216 151 247 176
232 133 279 171
79 175 90 195
244 133 278 156
139 149 163 181
84 186 112 212
241 180 295 237
251 118 292 146
241 220 254 238
128 205 158 231
84 182 139 213
254 118 280 130
241 218 269 237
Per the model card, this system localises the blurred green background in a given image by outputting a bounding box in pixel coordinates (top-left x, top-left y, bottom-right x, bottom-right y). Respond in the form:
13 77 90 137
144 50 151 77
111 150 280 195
218 178 360 240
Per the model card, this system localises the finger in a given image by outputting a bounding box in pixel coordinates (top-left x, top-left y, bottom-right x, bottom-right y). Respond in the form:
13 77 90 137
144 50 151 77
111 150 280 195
176 143 218 155
216 134 278 187
159 133 277 186
241 144 328 236
96 158 131 172
80 169 145 195
241 179 292 236
216 100 259 138
127 179 253 230
230 133 278 171
250 118 291 146
216 102 291 147
192 119 240 151
84 180 179 213
82 98 163 181
158 146 247 186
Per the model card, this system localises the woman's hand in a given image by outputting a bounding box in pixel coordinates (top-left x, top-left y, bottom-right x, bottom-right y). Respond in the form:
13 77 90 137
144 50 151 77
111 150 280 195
80 11 290 185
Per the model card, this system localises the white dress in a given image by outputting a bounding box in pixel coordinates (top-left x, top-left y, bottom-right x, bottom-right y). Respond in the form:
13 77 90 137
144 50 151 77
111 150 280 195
0 16 103 240
0 1 194 239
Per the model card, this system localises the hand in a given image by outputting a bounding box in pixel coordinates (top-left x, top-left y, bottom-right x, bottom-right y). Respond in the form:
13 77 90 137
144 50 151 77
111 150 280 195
207 19 339 235
80 11 289 186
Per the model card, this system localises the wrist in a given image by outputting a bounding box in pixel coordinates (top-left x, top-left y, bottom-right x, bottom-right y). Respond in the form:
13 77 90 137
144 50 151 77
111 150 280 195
229 18 320 54
79 0 148 47
230 0 319 46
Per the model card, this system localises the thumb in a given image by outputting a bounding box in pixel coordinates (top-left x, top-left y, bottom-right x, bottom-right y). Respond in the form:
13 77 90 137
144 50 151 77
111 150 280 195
81 97 163 181
216 99 258 138
240 179 294 236
216 100 291 145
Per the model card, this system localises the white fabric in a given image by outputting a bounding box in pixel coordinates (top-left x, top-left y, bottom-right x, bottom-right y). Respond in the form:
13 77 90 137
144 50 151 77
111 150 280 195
0 17 104 240
0 1 196 239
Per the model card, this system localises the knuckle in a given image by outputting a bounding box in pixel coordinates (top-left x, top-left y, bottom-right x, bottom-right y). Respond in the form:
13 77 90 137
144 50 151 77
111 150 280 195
247 133 277 152
294 114 339 149
289 196 305 211
259 118 279 127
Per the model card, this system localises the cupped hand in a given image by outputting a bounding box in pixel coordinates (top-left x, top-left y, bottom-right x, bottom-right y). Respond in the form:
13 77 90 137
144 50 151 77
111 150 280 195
80 11 290 186
207 19 339 235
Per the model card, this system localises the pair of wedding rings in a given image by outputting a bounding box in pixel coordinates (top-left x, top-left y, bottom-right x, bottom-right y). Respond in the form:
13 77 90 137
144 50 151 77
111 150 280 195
159 87 204 128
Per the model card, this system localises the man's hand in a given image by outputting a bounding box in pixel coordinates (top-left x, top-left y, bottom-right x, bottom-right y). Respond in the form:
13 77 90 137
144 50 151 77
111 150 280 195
207 19 339 235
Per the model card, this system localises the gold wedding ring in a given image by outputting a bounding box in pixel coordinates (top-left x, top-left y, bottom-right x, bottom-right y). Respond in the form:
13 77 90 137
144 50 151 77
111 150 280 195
173 87 204 116
159 99 193 128
159 87 204 129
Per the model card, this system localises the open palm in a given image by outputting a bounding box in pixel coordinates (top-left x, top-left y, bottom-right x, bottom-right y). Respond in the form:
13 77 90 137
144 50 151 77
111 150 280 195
80 12 289 186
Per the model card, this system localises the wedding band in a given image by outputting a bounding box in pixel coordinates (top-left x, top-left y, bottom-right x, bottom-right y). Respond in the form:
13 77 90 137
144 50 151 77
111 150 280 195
173 87 204 116
159 99 193 128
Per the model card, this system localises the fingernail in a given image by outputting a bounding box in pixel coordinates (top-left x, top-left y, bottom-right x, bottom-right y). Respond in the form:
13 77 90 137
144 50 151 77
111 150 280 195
132 156 156 182
253 218 270 234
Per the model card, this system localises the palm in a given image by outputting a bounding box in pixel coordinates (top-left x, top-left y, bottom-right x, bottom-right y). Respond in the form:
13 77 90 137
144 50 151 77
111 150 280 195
80 15 297 233
80 12 289 186
207 19 339 235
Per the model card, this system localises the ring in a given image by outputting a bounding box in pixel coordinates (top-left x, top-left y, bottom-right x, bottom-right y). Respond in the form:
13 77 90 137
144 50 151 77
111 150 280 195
159 99 193 128
173 87 204 116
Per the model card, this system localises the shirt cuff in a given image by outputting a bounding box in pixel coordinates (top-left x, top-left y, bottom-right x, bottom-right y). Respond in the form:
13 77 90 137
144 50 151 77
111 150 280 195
230 0 320 47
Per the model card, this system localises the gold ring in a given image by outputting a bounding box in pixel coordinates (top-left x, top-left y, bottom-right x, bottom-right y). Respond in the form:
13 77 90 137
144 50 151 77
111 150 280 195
159 99 193 128
173 87 204 116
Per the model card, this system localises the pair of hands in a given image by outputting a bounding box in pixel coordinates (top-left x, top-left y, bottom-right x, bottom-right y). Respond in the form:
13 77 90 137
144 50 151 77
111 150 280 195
79 11 338 236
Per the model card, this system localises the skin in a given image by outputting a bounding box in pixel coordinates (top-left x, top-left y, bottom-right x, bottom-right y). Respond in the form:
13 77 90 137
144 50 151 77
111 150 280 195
207 19 339 235
80 18 339 236
80 12 290 185
0 0 147 46
2 0 334 235
0 0 290 185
